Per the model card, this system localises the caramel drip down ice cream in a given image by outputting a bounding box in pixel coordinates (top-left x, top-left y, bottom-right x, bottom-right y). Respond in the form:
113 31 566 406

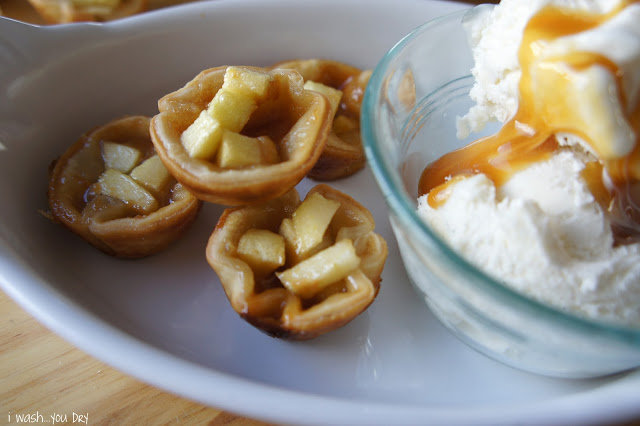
417 0 640 326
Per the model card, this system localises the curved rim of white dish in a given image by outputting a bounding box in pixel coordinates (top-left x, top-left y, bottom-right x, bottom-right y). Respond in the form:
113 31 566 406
361 9 640 345
1 1 640 425
4 226 640 424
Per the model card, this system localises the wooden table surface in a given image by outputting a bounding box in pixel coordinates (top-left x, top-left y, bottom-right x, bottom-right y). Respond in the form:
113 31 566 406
1 291 271 425
8 1 635 426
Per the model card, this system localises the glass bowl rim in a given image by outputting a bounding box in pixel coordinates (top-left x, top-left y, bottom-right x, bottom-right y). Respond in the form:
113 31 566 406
360 8 640 345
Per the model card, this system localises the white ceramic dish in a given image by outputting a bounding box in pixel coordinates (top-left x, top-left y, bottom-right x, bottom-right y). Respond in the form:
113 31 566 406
1 1 639 424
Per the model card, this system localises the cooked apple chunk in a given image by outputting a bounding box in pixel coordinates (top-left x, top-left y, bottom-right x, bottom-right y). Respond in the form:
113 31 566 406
221 66 272 98
180 67 272 161
303 81 342 118
278 217 298 259
256 136 279 164
101 141 141 173
48 116 201 258
333 115 358 134
96 169 159 215
276 238 360 299
129 155 172 196
206 184 388 340
180 110 224 160
292 192 340 255
278 217 333 264
237 228 286 276
216 131 263 168
207 90 257 132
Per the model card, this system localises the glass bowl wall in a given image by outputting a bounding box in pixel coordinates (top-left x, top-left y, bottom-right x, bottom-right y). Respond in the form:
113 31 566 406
361 9 640 378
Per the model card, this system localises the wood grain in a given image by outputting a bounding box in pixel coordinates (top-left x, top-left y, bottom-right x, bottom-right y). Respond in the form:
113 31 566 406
2 292 639 424
0 291 270 425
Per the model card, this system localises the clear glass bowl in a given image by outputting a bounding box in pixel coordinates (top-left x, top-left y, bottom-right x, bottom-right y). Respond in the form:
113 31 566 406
361 8 640 378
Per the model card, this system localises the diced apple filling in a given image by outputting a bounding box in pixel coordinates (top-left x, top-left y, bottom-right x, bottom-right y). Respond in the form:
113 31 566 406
101 141 141 173
303 81 342 119
278 217 299 261
95 169 159 214
180 67 275 165
291 192 340 255
237 228 285 275
236 192 362 299
82 194 130 223
181 111 223 159
278 217 333 265
332 115 358 134
256 136 279 165
130 155 172 196
216 131 264 168
207 90 257 131
216 132 280 169
222 66 271 98
276 239 360 299
88 143 175 216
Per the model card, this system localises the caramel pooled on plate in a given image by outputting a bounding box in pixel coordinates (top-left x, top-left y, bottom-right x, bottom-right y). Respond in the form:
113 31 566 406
206 184 388 340
150 66 333 206
270 59 371 180
48 116 201 258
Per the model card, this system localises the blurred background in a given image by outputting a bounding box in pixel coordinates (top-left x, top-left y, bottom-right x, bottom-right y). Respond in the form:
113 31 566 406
0 0 195 24
0 0 498 25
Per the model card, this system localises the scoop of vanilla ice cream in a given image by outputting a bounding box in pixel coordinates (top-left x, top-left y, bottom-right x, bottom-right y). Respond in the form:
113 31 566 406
417 150 640 326
456 0 639 142
419 0 640 327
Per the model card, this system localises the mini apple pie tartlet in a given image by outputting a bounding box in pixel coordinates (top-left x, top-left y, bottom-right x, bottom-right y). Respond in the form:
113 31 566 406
150 66 333 206
270 59 372 180
28 0 146 23
206 184 388 340
48 116 201 258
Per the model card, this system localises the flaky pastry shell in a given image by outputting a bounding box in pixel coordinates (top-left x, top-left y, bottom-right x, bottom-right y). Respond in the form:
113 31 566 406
150 66 332 206
206 184 388 340
28 0 146 23
48 116 201 258
270 59 372 180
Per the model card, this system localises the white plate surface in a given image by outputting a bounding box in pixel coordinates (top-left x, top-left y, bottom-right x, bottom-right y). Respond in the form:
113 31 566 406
1 1 639 424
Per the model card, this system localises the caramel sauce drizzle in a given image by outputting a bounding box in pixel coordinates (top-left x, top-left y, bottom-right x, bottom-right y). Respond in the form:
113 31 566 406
418 1 640 243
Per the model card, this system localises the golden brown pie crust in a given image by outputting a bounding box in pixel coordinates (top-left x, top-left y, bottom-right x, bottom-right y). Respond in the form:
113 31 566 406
270 59 371 181
48 116 201 258
150 66 332 206
206 184 388 340
27 0 146 23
